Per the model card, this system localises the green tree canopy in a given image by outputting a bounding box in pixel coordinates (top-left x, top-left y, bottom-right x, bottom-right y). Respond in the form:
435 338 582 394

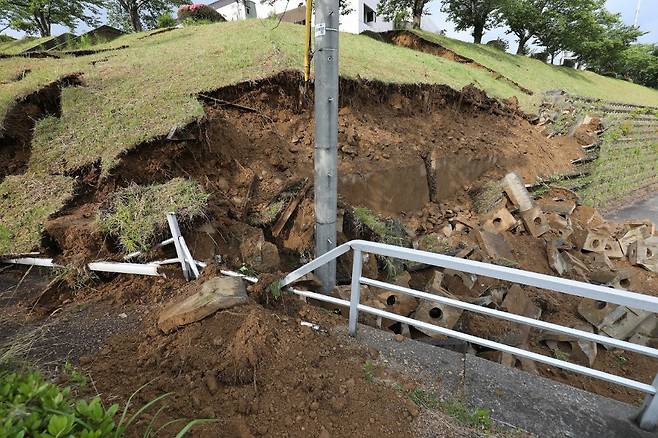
440 0 503 44
106 0 190 32
377 0 431 29
0 0 104 36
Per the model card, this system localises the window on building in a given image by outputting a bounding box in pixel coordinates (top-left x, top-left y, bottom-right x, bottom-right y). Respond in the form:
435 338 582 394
363 5 376 24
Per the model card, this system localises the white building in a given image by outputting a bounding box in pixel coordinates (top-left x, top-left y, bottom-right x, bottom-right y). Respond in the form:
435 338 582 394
208 0 395 34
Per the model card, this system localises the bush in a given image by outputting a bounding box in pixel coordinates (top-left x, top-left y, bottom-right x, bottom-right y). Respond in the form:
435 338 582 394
485 38 508 52
156 13 178 29
0 371 215 437
0 372 118 437
177 4 225 23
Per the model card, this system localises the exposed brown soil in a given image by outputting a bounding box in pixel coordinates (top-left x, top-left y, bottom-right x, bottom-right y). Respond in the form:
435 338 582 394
380 31 534 96
0 74 82 183
61 45 129 57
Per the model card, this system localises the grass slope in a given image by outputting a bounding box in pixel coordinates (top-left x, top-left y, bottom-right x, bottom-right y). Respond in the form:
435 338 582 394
1 20 657 254
0 37 54 55
412 30 658 110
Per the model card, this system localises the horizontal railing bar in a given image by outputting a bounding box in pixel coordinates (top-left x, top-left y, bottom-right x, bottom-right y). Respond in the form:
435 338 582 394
358 302 656 394
361 277 658 359
292 289 351 308
350 240 658 314
280 242 352 287
286 287 655 395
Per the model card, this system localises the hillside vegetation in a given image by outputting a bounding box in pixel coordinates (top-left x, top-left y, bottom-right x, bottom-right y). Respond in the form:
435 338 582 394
0 20 657 254
412 30 658 110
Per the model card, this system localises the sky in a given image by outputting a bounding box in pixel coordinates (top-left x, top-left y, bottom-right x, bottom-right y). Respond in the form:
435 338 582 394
2 0 657 50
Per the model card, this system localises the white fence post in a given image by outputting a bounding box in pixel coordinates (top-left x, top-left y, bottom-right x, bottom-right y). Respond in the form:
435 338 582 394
349 248 362 336
638 374 658 430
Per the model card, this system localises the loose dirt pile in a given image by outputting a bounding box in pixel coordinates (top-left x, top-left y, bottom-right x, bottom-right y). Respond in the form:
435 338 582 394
87 299 420 437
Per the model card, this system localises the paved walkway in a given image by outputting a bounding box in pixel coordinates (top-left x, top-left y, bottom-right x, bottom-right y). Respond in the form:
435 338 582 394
339 324 658 438
606 194 658 224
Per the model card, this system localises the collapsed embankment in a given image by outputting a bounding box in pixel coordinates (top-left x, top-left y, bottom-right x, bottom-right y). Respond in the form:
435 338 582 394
9 71 646 435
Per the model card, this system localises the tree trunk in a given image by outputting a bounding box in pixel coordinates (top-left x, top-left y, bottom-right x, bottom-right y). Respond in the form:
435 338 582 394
412 0 423 29
35 12 50 37
412 12 422 29
129 6 143 32
473 21 484 44
550 52 556 64
516 34 529 55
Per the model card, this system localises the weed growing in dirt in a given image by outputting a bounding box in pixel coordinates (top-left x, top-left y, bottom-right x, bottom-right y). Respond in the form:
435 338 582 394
267 279 283 301
99 178 209 253
553 349 570 361
403 386 494 431
616 355 629 366
362 361 375 382
63 360 89 390
441 400 493 430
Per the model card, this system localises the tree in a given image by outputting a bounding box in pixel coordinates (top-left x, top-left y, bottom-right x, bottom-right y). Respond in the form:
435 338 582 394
106 0 190 32
377 0 431 29
440 0 502 44
0 0 104 37
618 44 658 89
499 0 565 55
570 9 644 74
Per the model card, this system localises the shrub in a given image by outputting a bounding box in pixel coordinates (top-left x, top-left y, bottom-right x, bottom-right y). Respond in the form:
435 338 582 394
177 4 225 23
0 371 216 437
0 371 118 437
485 38 508 52
156 13 178 29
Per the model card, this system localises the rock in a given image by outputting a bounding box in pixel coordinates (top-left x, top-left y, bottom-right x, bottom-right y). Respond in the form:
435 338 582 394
519 206 550 238
546 240 569 276
239 227 280 272
158 276 249 334
394 334 405 342
540 325 597 366
473 228 514 261
205 373 219 394
501 285 541 319
413 291 464 337
502 172 534 212
480 205 516 234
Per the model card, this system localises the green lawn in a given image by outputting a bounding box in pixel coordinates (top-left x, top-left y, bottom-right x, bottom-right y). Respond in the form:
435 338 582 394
0 36 54 55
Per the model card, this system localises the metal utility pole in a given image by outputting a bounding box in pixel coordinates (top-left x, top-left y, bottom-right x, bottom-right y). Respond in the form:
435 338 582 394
634 0 642 27
313 0 339 292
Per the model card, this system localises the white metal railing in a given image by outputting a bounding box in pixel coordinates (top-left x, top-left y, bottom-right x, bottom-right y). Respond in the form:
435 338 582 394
280 239 658 431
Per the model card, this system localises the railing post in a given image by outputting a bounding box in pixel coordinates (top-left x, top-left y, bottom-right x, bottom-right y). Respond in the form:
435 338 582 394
348 249 363 337
638 374 658 430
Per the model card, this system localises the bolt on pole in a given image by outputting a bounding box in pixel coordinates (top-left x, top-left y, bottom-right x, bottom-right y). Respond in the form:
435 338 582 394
313 0 339 292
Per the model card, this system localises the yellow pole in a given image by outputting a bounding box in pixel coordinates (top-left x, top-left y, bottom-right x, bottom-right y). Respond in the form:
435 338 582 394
304 0 312 81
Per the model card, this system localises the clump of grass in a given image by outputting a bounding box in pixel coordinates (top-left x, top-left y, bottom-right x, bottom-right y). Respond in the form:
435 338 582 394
0 174 74 255
352 207 407 246
362 361 375 382
99 178 209 253
0 326 47 372
404 386 494 431
470 181 504 214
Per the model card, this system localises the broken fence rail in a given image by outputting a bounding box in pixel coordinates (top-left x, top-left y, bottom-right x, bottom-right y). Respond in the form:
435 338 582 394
1 213 203 280
280 239 658 431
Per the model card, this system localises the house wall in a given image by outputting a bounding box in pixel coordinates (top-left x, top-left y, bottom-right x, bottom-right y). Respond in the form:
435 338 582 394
212 0 394 34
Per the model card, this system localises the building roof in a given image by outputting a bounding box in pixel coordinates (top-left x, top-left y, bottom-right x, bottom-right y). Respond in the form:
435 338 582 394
207 0 236 9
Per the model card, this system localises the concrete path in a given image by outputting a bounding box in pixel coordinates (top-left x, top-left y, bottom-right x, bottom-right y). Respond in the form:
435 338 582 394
606 193 658 224
339 324 658 438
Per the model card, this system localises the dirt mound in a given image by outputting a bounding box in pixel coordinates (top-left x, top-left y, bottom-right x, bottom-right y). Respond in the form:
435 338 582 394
86 302 418 437
217 308 274 384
